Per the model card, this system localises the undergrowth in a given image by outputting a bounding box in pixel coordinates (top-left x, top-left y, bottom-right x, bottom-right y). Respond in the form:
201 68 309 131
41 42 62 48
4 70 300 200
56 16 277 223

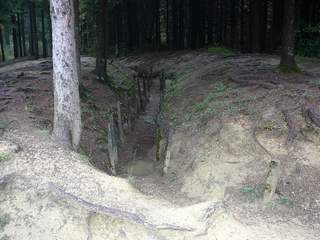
0 214 10 231
208 46 235 56
185 82 248 121
0 154 10 162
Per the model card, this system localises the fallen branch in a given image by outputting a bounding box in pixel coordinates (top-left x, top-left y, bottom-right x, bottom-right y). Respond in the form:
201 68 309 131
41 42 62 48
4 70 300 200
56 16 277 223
282 109 301 143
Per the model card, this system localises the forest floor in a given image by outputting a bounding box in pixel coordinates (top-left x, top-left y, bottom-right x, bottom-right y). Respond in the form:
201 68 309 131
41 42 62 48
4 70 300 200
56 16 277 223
0 51 320 239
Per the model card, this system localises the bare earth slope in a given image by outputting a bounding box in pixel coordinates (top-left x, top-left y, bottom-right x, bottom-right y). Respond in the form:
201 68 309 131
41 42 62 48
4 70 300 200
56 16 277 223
0 52 320 239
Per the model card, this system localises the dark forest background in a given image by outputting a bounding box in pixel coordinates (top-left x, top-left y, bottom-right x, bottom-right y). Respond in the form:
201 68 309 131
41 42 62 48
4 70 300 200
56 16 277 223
0 0 320 62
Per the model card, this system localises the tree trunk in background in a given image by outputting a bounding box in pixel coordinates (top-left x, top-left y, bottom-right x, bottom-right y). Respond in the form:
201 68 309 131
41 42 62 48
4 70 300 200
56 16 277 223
50 0 82 150
178 0 184 48
270 0 283 52
29 3 34 56
217 0 223 44
96 0 108 81
260 0 268 52
251 0 261 52
21 13 27 56
17 14 23 57
41 9 47 58
231 0 240 49
29 1 39 58
280 0 298 72
172 0 178 48
166 0 170 47
155 0 160 49
207 0 214 45
0 27 5 61
12 15 19 58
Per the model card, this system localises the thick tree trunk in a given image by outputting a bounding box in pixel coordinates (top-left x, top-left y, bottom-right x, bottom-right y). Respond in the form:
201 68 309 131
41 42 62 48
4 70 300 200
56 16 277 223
0 26 6 61
95 0 108 81
50 0 82 150
73 0 81 75
280 0 298 72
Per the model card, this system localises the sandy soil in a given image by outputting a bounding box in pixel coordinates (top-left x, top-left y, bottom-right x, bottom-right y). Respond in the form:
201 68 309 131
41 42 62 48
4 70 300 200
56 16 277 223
0 52 320 239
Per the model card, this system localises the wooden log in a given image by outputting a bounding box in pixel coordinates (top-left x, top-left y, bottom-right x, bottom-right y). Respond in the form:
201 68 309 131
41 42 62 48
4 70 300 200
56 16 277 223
126 92 132 131
117 101 125 143
107 114 118 175
160 72 166 101
136 76 145 112
263 160 280 203
143 77 148 103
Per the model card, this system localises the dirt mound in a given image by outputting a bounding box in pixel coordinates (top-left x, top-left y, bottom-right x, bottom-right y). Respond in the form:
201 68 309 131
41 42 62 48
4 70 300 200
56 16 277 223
1 53 320 239
141 52 320 228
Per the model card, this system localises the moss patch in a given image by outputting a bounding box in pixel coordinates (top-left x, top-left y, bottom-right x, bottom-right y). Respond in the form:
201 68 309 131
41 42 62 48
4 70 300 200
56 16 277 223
0 214 10 231
208 46 235 56
277 63 301 74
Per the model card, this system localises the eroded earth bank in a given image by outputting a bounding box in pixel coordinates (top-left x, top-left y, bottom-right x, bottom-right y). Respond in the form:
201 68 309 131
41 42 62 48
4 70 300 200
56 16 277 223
0 51 320 239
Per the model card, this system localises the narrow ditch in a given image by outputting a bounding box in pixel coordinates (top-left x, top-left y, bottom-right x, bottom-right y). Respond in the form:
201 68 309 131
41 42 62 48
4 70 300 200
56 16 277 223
118 74 161 176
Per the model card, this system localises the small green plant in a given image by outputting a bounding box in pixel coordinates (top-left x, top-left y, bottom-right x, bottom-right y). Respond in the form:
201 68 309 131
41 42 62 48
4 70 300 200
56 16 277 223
276 63 301 74
128 175 136 185
0 214 10 231
208 46 234 56
79 84 91 100
266 195 295 209
165 72 190 99
309 79 320 86
169 171 177 182
278 195 294 208
242 185 263 201
100 111 110 119
186 82 230 120
262 122 275 131
0 235 10 240
0 154 10 162
0 121 8 130
224 104 239 116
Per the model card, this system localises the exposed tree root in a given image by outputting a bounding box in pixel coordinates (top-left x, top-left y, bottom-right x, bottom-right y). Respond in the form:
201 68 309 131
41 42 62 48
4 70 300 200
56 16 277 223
303 102 320 128
228 76 278 89
252 118 281 203
49 183 220 235
282 109 301 143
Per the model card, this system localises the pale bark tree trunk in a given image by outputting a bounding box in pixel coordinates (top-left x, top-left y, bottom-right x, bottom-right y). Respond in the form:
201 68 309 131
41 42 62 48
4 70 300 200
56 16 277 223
73 0 81 77
50 0 81 150
280 0 298 72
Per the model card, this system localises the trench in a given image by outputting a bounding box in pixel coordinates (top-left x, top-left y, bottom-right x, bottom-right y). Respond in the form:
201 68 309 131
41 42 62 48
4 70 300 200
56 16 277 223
118 75 161 177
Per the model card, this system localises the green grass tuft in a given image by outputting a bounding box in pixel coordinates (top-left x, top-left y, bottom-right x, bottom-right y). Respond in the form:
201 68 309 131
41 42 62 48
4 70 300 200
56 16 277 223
0 214 10 231
277 63 301 74
208 46 235 56
0 154 10 162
